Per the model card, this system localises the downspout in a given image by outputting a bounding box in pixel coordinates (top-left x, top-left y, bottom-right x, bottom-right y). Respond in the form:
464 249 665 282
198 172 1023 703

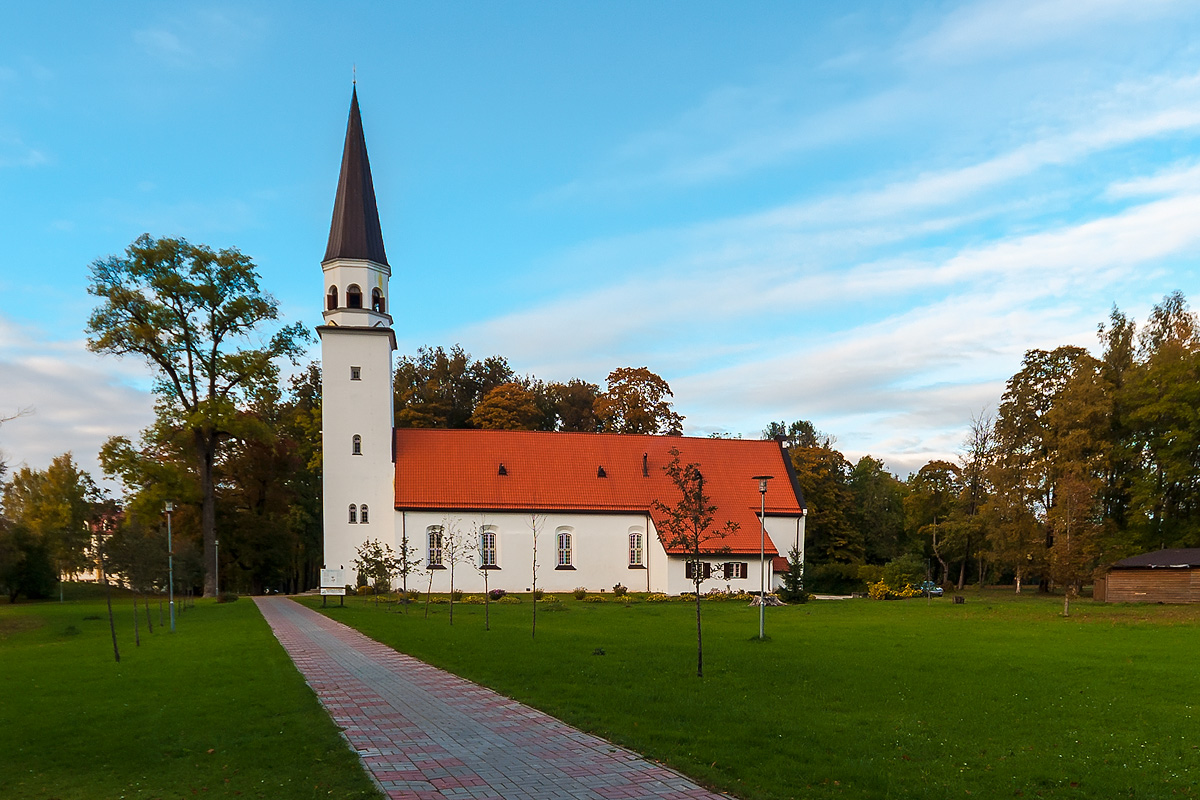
645 512 652 592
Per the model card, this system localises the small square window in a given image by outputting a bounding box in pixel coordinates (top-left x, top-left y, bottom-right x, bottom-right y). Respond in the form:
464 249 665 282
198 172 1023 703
350 366 361 381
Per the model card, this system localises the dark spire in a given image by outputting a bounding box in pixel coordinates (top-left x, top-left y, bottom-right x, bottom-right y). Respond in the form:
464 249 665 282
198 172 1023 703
324 87 388 266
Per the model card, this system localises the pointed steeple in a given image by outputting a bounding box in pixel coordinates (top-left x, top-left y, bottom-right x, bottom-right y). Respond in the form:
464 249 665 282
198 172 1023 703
324 87 388 266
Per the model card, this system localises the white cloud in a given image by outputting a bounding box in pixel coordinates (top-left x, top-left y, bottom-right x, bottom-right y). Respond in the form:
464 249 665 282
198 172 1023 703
132 9 265 70
0 315 154 485
910 0 1188 63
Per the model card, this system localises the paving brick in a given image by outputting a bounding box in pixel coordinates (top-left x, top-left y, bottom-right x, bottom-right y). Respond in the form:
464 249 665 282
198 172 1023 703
255 597 729 800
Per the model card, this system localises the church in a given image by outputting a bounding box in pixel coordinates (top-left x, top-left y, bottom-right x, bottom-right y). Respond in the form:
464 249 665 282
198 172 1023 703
319 89 807 595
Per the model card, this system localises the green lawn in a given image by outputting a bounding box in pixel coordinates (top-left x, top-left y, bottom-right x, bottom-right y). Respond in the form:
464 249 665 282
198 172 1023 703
0 585 381 800
306 590 1200 800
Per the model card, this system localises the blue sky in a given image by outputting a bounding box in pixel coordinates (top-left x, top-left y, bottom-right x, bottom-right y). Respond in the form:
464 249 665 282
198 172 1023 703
4 0 1200 481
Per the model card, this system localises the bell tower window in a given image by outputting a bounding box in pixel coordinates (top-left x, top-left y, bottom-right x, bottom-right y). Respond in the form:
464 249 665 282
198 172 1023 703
327 286 338 310
347 285 362 309
371 288 386 313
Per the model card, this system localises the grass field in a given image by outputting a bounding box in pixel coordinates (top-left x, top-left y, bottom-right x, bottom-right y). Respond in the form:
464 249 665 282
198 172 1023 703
0 585 381 800
305 590 1200 800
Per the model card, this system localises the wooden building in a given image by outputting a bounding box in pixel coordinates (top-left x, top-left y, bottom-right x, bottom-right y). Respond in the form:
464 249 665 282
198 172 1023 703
1096 549 1200 604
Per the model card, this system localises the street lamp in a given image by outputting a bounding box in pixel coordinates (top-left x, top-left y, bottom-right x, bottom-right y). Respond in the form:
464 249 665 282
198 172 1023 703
164 502 176 632
752 475 774 640
214 538 220 597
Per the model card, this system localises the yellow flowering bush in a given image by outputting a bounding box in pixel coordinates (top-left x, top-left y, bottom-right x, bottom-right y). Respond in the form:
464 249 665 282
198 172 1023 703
646 593 671 602
868 580 923 600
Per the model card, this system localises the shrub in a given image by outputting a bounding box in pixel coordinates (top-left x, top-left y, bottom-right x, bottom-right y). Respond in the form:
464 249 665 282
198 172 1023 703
496 595 523 604
612 583 628 598
406 590 421 602
868 580 922 600
218 591 239 603
450 589 464 601
531 589 544 600
355 586 373 596
808 562 864 594
584 595 605 603
883 554 926 588
573 587 588 600
646 593 670 602
462 594 485 605
488 588 507 600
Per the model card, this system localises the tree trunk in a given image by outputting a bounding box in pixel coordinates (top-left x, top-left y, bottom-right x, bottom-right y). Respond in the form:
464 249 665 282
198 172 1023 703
145 594 153 633
1015 566 1023 594
101 551 120 663
133 594 141 647
198 431 218 597
694 579 704 679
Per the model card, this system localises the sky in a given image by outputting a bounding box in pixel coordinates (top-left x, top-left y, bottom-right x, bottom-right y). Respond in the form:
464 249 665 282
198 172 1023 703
4 0 1200 484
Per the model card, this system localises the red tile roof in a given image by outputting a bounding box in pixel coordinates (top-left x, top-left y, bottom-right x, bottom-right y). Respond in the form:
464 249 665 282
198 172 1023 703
393 429 805 555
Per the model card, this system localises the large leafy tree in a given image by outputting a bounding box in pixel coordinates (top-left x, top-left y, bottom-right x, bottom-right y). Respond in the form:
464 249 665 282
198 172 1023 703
595 367 684 435
86 234 308 596
394 345 514 429
2 454 101 598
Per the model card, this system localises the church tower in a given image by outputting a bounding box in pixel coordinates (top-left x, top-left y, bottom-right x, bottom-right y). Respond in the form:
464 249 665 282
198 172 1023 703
319 87 396 576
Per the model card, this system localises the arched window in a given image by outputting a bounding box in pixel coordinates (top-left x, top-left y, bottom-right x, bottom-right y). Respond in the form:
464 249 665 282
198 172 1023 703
371 288 386 313
427 526 444 567
348 504 358 524
327 285 338 310
360 504 369 524
347 284 362 309
480 529 497 567
629 532 644 567
557 531 573 568
352 434 362 455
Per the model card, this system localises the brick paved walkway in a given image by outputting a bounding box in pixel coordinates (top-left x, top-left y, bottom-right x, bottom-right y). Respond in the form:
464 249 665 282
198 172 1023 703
255 597 730 800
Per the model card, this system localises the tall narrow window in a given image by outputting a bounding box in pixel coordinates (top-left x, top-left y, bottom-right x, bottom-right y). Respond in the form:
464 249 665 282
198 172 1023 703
327 286 338 310
629 532 644 567
557 531 573 567
347 285 362 309
348 504 358 524
371 288 385 313
480 530 497 567
350 366 361 381
352 434 362 455
360 505 369 524
427 526 444 567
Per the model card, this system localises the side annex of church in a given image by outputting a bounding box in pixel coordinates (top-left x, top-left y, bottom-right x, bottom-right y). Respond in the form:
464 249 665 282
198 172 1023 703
319 89 807 595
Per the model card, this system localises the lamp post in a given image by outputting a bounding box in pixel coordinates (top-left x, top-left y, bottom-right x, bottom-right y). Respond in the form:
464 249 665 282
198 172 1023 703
753 475 774 639
214 538 220 597
164 502 176 632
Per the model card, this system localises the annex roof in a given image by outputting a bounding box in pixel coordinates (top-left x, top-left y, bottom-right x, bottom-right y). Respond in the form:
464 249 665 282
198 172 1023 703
1110 548 1200 569
324 87 389 266
393 429 806 555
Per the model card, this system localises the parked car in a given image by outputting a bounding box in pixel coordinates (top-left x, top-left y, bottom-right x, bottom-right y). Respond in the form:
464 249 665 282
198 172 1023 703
917 581 943 597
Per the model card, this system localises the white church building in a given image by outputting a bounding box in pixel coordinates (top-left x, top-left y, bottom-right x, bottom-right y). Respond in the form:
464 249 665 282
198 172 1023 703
319 89 807 595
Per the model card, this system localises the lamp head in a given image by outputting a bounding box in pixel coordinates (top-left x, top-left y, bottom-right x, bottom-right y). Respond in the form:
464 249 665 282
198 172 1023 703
752 475 774 494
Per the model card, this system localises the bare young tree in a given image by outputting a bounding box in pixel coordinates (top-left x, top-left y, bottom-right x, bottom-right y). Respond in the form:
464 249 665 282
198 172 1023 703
395 530 422 613
653 448 738 678
471 516 495 630
441 516 470 625
528 513 546 639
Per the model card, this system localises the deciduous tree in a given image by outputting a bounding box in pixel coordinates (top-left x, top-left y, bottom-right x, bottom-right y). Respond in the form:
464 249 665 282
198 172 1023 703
595 367 683 435
86 234 308 596
653 448 739 678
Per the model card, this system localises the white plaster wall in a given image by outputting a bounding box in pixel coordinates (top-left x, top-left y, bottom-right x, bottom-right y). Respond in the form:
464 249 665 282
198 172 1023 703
392 510 665 595
321 328 395 576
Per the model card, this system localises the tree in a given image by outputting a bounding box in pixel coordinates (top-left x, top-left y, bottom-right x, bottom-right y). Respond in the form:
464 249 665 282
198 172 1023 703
777 545 808 603
787 434 860 590
395 528 422 612
653 448 739 677
394 345 513 429
353 538 400 605
2 454 101 599
441 516 470 625
595 367 684 435
528 513 545 638
1047 472 1103 616
905 460 962 585
86 234 308 596
471 517 494 630
469 382 543 430
849 456 907 564
547 379 602 432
